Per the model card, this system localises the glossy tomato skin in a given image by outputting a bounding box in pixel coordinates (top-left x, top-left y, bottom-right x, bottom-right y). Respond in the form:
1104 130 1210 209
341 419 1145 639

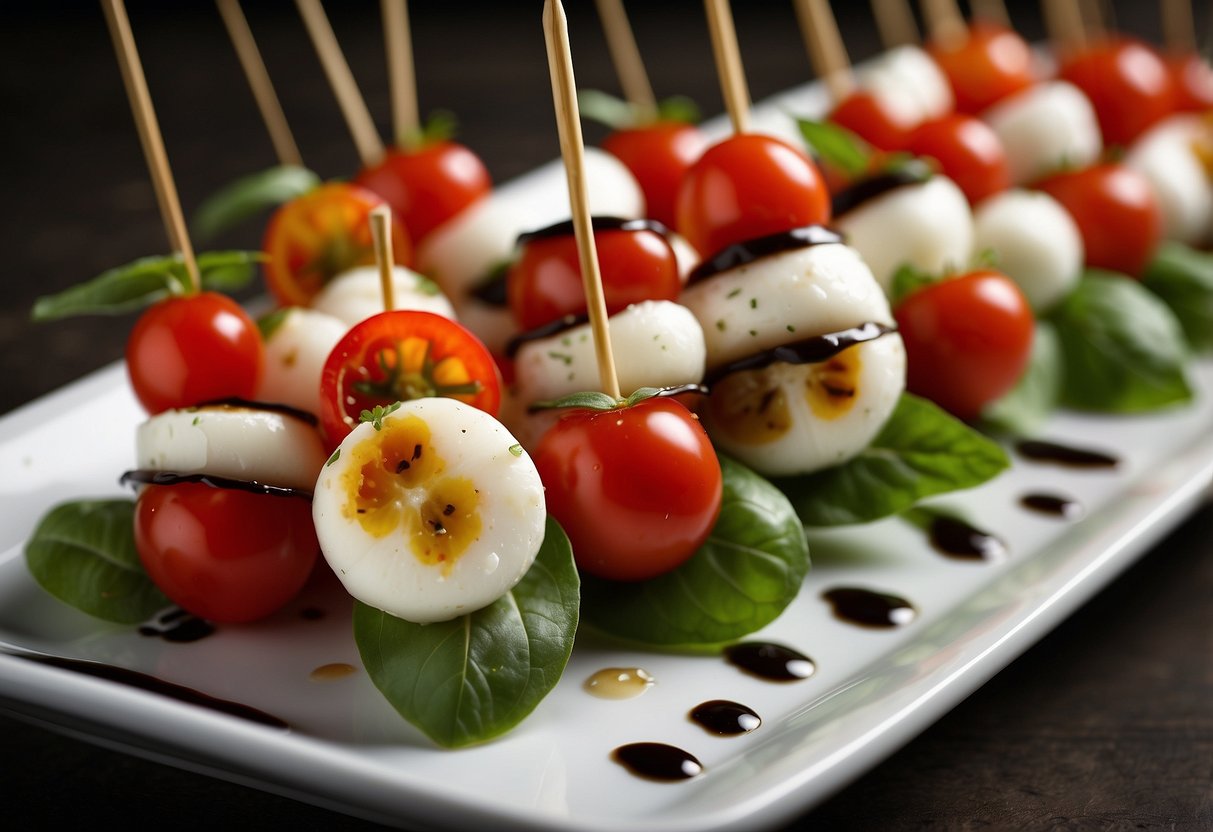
675 134 831 260
905 113 1010 205
134 483 318 624
1168 52 1213 112
126 292 263 415
533 397 723 582
318 310 501 447
602 122 706 228
507 226 681 330
927 21 1036 114
262 182 412 307
1058 38 1175 147
894 270 1035 422
354 141 491 244
829 90 912 152
1036 163 1162 276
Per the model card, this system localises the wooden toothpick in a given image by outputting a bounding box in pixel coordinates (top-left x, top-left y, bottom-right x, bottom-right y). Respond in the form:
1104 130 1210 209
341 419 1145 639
382 0 420 145
793 0 856 104
869 0 921 48
921 0 968 49
369 205 396 312
703 0 751 135
970 0 1011 27
101 0 200 293
1042 0 1087 54
542 0 621 400
1161 0 1197 55
594 0 658 122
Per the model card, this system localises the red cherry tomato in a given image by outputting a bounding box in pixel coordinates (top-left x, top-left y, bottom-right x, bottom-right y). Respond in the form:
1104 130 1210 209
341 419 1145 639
319 310 501 447
262 182 412 307
1058 37 1175 147
506 223 681 330
354 140 491 244
125 292 264 415
1167 52 1213 113
675 134 831 260
829 90 912 152
894 270 1035 421
602 121 706 229
905 113 1010 205
134 483 318 624
927 21 1036 114
533 397 723 582
1036 163 1162 276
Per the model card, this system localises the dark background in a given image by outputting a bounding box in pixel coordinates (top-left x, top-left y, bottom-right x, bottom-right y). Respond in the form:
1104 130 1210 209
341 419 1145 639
2 1 1211 829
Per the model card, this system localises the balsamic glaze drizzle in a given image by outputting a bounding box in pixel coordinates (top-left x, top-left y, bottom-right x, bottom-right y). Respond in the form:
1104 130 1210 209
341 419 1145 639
829 160 933 218
119 469 313 500
191 397 319 428
822 587 916 629
1020 493 1085 519
611 742 703 781
927 515 1008 561
686 224 844 285
723 641 816 682
1015 439 1119 469
702 322 895 387
689 700 762 735
516 216 672 246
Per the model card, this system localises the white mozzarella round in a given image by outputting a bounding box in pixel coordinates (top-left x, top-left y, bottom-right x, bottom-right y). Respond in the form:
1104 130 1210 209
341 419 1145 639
553 147 645 224
832 176 974 294
669 232 701 283
861 44 954 122
973 189 1083 311
312 397 546 624
983 81 1102 186
137 404 328 491
257 307 347 416
1125 114 1213 246
311 265 456 327
417 196 537 299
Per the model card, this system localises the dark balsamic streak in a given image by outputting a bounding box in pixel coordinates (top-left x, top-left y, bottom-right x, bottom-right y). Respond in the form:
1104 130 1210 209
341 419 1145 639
723 641 815 682
611 742 703 781
516 216 671 246
1020 493 1084 519
928 515 1007 562
139 608 215 643
829 160 933 218
1015 439 1119 469
119 469 313 500
192 397 318 428
689 700 762 735
702 322 895 387
686 224 843 285
822 587 916 629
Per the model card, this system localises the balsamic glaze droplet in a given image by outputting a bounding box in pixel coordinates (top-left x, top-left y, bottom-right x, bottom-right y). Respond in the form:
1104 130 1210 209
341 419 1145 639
299 607 326 621
928 515 1008 562
702 322 896 388
723 641 815 682
1015 439 1119 469
138 608 216 643
822 587 917 628
689 700 762 735
611 742 703 781
1020 493 1084 519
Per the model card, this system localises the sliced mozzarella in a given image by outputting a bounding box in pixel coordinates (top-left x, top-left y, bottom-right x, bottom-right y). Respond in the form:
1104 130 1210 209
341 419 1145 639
856 44 953 127
137 404 327 491
312 397 545 624
257 307 347 416
311 265 455 327
983 80 1102 186
973 189 1083 311
1125 114 1213 246
418 196 537 299
833 176 974 293
529 147 646 228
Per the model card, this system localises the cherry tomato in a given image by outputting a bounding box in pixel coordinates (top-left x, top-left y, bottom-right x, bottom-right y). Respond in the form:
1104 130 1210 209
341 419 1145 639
1168 52 1213 113
1058 38 1175 147
905 113 1010 205
675 133 831 260
134 483 318 624
533 397 723 582
602 121 706 228
125 292 263 415
319 310 501 446
829 90 912 152
354 140 491 244
927 21 1036 114
1036 163 1162 276
262 182 412 307
894 270 1035 421
506 222 681 330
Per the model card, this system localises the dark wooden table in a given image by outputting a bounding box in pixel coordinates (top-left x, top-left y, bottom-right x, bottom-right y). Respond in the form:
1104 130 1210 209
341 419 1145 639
2 2 1210 829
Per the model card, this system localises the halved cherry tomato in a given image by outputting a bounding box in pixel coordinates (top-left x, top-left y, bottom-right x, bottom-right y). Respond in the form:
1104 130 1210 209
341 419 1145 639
125 292 263 415
894 270 1034 421
134 482 318 624
354 140 491 244
1058 37 1175 147
829 90 912 152
927 21 1036 115
262 182 412 307
319 310 501 446
533 397 722 582
1167 52 1213 113
675 133 831 260
1036 163 1162 276
905 113 1010 205
602 121 706 228
506 222 681 330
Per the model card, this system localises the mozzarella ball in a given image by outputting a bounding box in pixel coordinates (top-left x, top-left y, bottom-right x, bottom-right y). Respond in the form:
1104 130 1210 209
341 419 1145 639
312 265 456 327
857 44 954 126
257 307 347 416
418 196 537 299
1125 114 1213 246
973 189 1083 311
983 81 1102 185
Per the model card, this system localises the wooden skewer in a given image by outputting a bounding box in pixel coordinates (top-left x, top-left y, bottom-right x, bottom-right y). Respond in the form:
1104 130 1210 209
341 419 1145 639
703 0 751 135
1042 0 1087 54
869 0 921 48
793 0 855 104
101 0 200 293
1077 0 1107 40
382 0 420 144
921 0 968 49
594 0 658 122
369 205 397 312
970 0 1011 27
543 0 621 400
1162 0 1197 55
295 0 386 167
216 0 303 168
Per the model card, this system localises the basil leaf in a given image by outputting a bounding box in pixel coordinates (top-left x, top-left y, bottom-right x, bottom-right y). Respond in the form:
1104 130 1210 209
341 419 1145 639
655 95 701 124
398 110 458 151
796 118 872 179
774 393 1010 527
580 455 809 649
24 499 169 624
1049 271 1193 412
1142 241 1213 351
353 517 579 749
981 320 1062 437
888 263 939 307
577 88 638 129
192 164 320 241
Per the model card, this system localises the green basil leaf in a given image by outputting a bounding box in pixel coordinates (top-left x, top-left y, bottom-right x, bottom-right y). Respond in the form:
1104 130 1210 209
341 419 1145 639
192 164 321 241
1142 241 1213 351
398 110 459 151
774 393 1011 527
195 250 264 292
655 95 700 124
796 118 872 179
577 88 638 130
888 263 939 306
529 391 621 412
24 499 169 624
353 517 579 749
981 320 1062 437
1049 271 1193 412
580 454 809 649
